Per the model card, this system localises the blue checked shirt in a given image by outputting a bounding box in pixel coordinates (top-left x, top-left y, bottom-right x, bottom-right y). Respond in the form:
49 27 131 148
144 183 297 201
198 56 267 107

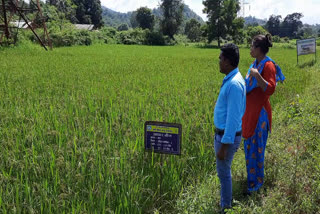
214 68 246 144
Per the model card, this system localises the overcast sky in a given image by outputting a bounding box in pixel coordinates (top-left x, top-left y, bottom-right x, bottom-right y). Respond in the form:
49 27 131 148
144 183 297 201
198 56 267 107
101 0 320 25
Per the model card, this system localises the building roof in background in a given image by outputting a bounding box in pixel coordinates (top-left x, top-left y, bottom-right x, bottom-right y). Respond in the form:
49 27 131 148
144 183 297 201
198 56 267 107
10 21 30 29
74 24 94 31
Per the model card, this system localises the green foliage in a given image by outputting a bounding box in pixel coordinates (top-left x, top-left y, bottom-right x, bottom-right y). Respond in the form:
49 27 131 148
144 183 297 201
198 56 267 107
50 29 92 47
72 0 103 28
280 13 304 38
102 27 117 38
300 26 314 39
46 0 77 23
102 7 132 27
282 37 290 43
130 11 139 28
117 23 129 31
135 7 155 30
45 0 104 28
144 31 166 45
265 13 305 39
203 0 242 47
273 35 281 42
200 24 208 40
160 0 184 39
116 28 147 45
266 15 282 36
245 25 268 45
184 19 202 42
231 18 245 44
173 34 190 45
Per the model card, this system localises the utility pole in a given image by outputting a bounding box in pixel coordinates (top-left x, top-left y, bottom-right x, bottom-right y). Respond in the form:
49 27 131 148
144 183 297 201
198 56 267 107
241 0 250 18
0 0 52 50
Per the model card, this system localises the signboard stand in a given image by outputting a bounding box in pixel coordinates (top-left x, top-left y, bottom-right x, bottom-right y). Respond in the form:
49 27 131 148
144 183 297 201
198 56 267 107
159 154 163 196
296 38 317 65
144 121 182 196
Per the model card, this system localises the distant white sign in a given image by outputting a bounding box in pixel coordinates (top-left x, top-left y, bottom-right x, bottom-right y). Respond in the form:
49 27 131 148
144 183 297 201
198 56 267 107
297 38 316 56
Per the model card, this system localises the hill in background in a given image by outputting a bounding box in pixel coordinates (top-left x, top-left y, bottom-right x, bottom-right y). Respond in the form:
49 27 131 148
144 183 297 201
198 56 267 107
244 16 267 26
102 4 205 28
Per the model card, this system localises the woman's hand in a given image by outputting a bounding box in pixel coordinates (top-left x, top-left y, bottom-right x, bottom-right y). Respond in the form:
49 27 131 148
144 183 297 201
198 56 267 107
250 68 260 78
250 67 268 91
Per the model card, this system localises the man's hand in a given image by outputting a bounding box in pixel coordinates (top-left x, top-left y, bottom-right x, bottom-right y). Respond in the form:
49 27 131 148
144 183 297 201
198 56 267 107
217 143 229 160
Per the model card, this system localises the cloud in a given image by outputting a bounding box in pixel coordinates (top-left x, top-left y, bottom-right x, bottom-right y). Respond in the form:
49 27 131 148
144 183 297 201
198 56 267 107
245 0 320 24
101 0 158 13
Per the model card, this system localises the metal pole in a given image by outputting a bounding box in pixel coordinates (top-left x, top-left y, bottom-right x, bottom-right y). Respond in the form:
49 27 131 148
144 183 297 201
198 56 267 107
36 0 52 50
315 39 317 63
10 0 48 51
159 154 163 196
297 40 298 65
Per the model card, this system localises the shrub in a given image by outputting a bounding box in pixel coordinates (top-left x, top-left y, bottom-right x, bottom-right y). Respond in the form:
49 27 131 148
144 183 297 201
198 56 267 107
75 30 92 46
144 31 165 45
116 29 146 45
282 37 290 43
49 29 92 47
117 24 129 31
173 34 190 45
273 35 281 43
102 27 117 39
90 30 108 44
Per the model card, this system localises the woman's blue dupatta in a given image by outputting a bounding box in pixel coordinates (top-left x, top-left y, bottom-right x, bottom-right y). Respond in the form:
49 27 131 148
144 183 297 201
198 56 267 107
245 56 285 93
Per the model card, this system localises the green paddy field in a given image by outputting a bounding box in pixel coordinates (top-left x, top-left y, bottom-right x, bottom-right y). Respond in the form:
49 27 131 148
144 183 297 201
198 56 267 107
0 44 319 213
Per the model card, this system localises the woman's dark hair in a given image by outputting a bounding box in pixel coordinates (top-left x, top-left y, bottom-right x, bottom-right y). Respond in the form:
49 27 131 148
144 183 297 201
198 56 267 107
220 43 239 67
252 34 273 54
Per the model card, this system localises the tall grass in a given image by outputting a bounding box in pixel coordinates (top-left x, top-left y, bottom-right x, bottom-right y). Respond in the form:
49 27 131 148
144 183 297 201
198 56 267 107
0 44 318 213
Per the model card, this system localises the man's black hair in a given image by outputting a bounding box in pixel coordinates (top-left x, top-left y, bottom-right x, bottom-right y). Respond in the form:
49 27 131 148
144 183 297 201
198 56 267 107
220 43 239 68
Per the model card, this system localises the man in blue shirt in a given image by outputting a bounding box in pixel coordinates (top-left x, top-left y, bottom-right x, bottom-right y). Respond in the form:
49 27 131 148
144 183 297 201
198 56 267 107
213 43 246 213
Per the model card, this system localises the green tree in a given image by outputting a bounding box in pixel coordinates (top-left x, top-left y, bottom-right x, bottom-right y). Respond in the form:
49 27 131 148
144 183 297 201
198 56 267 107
281 12 303 38
42 4 73 31
184 18 201 42
130 11 139 28
160 0 184 39
246 25 268 45
72 0 103 28
231 17 245 44
203 0 242 47
46 0 77 23
200 24 208 40
300 25 314 39
266 15 282 36
117 23 129 31
136 7 154 30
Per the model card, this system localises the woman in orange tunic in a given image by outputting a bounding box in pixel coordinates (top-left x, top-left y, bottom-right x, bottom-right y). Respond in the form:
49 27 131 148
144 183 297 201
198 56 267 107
242 34 285 193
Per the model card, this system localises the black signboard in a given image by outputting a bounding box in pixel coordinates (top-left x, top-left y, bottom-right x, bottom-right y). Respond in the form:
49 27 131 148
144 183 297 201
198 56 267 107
144 121 182 155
